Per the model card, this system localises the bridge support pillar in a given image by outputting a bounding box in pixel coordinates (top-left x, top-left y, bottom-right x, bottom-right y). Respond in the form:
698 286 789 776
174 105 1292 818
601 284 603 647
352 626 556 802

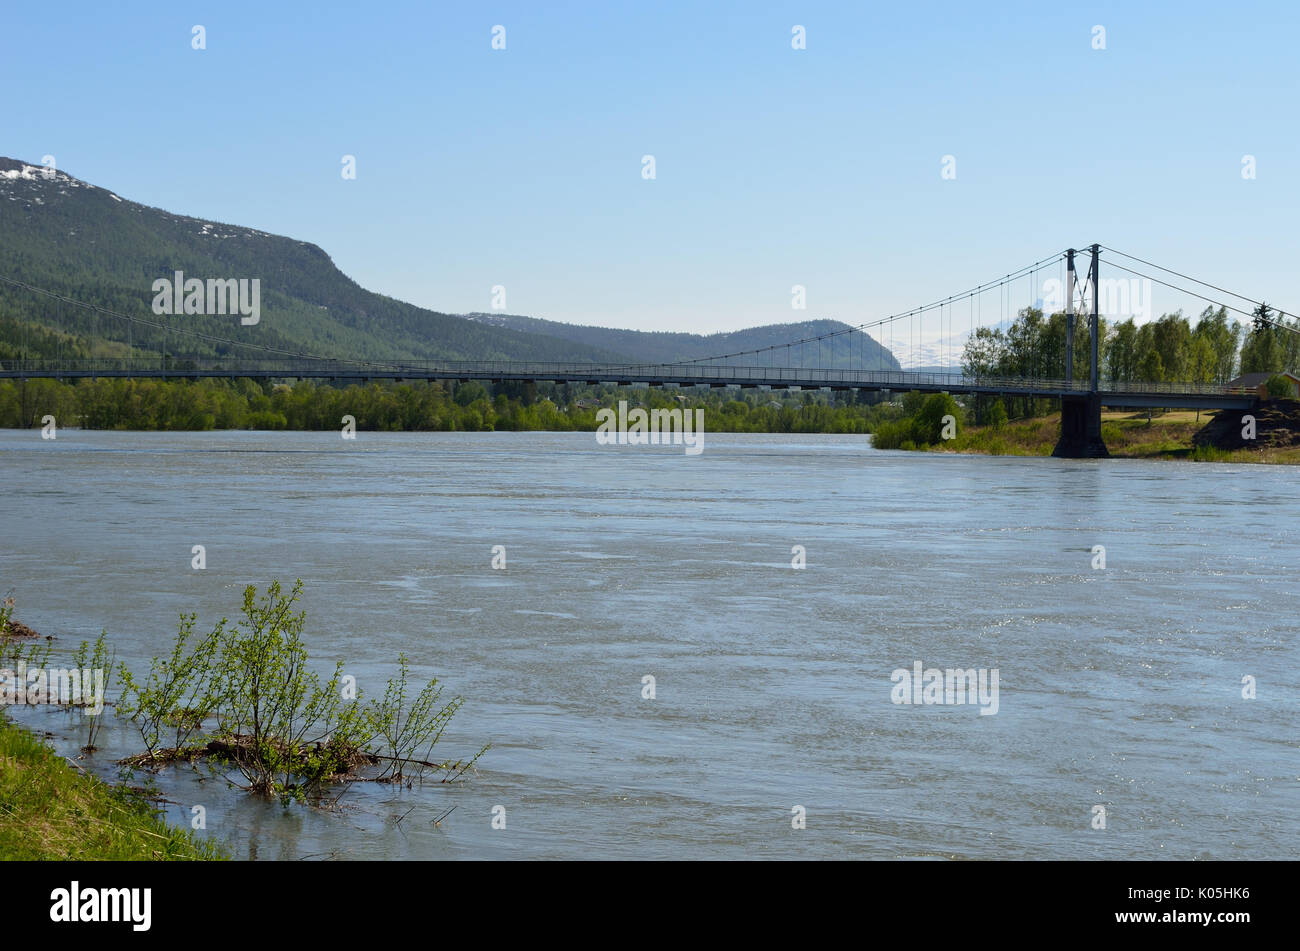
1053 394 1109 458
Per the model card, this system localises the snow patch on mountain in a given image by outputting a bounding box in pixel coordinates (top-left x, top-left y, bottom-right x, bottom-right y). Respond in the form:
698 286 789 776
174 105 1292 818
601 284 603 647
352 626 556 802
0 162 91 189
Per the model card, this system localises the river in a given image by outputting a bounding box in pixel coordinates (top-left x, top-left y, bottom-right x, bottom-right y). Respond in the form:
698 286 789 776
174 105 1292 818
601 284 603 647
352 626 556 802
0 428 1295 859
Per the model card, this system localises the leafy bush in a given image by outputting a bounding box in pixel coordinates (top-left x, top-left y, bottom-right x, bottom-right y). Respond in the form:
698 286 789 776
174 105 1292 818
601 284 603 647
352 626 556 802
1264 374 1295 400
118 614 223 760
869 417 915 450
210 581 373 799
913 393 960 444
71 631 114 751
118 581 485 802
368 654 486 784
871 391 959 447
244 410 288 430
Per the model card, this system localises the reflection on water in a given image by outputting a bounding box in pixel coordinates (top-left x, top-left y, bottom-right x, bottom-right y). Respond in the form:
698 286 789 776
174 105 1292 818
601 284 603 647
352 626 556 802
0 429 1295 859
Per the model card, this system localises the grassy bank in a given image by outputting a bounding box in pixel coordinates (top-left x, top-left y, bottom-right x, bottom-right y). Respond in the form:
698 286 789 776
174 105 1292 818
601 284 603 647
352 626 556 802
929 410 1300 463
0 716 225 860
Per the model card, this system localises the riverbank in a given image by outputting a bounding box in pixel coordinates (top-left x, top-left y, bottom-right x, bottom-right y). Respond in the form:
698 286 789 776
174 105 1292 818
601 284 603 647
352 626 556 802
927 409 1300 463
0 716 225 860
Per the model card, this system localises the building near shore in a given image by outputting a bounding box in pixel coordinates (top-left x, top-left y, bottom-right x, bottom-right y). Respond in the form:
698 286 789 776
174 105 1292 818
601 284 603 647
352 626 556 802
1228 371 1300 399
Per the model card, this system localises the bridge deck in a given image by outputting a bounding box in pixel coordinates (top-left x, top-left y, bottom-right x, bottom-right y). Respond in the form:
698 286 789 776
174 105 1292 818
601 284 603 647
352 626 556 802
0 360 1258 410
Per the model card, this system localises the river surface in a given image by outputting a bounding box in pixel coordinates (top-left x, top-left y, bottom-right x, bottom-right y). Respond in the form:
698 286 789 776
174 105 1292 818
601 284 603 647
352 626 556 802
0 428 1295 860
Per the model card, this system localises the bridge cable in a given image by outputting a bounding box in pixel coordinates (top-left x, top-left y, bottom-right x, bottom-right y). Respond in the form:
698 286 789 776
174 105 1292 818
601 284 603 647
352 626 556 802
1098 244 1299 324
677 251 1068 366
1098 260 1300 337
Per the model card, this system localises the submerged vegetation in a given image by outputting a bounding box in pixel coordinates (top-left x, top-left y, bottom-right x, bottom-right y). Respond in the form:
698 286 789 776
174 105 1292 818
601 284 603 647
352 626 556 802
0 577 484 859
3 583 486 811
118 580 487 802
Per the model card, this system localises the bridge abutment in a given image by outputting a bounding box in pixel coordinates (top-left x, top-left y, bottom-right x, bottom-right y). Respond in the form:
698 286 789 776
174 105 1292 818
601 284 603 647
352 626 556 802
1052 394 1110 458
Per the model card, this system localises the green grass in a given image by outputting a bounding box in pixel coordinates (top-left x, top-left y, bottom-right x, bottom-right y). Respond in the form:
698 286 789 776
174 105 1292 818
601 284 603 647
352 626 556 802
923 410 1300 464
0 716 225 860
928 415 1058 456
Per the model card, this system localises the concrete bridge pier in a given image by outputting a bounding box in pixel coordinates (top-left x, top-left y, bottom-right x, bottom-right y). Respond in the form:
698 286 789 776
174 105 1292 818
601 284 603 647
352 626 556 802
1052 394 1110 458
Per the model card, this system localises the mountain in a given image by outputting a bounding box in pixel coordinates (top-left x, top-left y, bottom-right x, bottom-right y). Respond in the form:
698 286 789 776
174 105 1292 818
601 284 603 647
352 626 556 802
0 158 633 365
0 157 898 371
463 313 901 371
907 364 962 375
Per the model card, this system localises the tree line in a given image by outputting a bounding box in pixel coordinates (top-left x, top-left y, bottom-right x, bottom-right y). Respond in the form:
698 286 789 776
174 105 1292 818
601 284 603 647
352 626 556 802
961 302 1296 419
0 377 906 434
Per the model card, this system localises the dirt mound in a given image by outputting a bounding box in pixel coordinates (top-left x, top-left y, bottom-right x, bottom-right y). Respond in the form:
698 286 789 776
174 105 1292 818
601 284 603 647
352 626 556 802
1 619 45 639
1193 398 1300 450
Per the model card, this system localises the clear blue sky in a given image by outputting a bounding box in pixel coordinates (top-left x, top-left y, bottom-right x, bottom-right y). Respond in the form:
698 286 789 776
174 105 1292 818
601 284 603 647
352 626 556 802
2 0 1296 339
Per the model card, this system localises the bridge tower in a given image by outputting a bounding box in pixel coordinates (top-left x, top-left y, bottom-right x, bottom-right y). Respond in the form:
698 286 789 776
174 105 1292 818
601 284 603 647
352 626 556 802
1052 244 1110 458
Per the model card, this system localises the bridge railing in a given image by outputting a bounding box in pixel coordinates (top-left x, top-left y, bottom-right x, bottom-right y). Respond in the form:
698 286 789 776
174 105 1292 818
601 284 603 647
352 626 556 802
0 357 1059 389
0 357 1248 398
1096 380 1249 396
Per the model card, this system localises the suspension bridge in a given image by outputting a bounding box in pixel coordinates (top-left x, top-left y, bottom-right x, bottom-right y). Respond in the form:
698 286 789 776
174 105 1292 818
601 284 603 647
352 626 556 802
0 244 1287 458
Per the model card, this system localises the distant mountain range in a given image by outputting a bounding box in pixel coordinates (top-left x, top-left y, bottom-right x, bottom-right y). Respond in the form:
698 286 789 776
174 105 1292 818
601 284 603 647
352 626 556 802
462 312 900 370
0 157 898 371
